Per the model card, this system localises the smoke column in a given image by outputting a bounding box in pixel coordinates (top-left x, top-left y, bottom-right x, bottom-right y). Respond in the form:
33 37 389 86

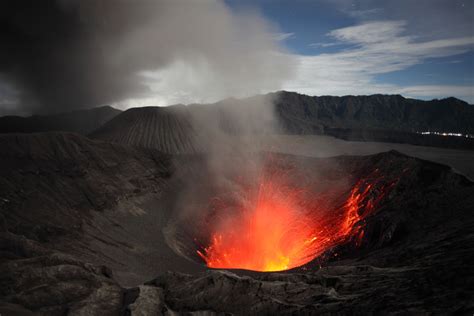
0 0 292 114
1 0 301 265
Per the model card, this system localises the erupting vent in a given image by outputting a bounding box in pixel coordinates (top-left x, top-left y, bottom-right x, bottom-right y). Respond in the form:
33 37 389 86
196 164 397 272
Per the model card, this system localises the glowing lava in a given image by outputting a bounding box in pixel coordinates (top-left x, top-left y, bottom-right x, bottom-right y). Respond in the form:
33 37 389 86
197 174 320 271
197 167 395 272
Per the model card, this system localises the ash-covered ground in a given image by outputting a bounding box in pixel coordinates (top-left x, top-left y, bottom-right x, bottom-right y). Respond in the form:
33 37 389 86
0 132 473 315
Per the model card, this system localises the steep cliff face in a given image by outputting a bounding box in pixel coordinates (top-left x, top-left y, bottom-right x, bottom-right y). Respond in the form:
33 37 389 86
273 92 474 134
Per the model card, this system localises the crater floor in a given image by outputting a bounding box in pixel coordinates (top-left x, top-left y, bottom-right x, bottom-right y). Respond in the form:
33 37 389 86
0 133 473 315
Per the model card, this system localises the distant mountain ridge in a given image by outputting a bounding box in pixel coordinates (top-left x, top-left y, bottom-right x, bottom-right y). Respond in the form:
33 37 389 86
272 92 474 135
2 92 473 151
0 105 121 135
92 92 474 152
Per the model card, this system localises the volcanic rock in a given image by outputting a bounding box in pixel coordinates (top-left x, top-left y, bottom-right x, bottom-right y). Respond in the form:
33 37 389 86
0 132 473 314
0 232 122 315
133 151 474 314
0 132 201 287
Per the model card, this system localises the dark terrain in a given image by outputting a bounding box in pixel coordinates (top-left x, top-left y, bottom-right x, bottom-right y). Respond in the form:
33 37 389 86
92 92 474 151
0 132 473 315
4 92 471 150
273 92 474 134
1 92 473 315
0 106 121 135
91 105 203 154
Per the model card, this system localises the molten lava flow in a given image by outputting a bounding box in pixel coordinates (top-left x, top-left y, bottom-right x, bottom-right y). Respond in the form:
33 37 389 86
197 167 396 272
197 173 321 271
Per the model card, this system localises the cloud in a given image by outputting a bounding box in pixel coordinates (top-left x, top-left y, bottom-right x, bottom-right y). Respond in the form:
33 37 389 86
397 85 474 102
0 0 292 114
309 42 340 48
323 0 474 41
118 19 474 107
273 32 295 41
1 1 472 114
283 20 474 102
0 77 21 115
328 21 407 44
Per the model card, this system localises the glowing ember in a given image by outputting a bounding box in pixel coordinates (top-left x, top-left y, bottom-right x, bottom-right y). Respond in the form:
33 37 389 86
197 166 395 272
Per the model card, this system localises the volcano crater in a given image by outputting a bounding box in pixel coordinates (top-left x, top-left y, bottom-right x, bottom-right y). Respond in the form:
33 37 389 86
163 151 454 273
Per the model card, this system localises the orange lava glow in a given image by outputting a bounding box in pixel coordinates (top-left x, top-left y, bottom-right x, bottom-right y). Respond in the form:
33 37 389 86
197 168 395 272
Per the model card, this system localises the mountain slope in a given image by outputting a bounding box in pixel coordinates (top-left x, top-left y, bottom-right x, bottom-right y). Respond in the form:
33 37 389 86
273 92 474 134
0 105 121 135
89 92 474 152
90 105 203 154
0 132 201 288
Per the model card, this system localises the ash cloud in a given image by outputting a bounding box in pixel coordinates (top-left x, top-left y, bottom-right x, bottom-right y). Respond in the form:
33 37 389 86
328 0 473 40
0 0 292 114
0 0 298 261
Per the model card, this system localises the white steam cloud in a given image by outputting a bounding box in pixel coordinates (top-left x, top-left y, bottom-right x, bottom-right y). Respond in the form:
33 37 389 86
107 0 294 109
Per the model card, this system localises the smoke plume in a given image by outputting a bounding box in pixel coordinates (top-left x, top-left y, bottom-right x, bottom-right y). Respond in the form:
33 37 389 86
0 0 292 114
1 0 300 265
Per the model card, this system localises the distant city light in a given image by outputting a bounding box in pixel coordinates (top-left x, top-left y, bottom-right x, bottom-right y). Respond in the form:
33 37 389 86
418 131 474 138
